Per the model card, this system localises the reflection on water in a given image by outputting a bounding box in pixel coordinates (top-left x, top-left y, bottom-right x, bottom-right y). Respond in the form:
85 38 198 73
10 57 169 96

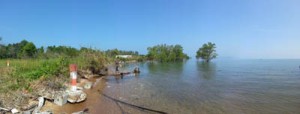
147 62 184 76
102 59 300 114
197 61 216 79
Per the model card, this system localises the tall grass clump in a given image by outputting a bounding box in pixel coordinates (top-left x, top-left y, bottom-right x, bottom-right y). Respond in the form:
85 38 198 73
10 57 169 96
0 57 70 92
73 49 111 73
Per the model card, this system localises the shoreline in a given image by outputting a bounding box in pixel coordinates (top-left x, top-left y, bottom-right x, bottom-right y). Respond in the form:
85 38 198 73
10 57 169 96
0 61 140 113
40 76 121 114
40 63 139 113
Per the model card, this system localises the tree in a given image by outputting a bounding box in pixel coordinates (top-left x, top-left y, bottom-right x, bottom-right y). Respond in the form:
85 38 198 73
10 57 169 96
21 42 37 58
17 40 30 58
196 42 217 62
146 44 189 62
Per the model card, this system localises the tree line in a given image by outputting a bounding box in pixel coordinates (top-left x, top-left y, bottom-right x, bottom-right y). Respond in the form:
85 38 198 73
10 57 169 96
105 49 139 57
0 38 142 59
0 39 80 59
0 38 217 62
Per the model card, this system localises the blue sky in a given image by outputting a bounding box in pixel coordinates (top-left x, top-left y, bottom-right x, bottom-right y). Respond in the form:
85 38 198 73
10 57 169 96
0 0 299 59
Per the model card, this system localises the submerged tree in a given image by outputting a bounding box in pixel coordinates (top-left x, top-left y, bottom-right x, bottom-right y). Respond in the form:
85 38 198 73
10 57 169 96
196 42 217 62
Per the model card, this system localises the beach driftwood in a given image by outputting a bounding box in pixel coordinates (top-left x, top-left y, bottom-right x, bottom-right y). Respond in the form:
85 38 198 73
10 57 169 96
98 90 167 114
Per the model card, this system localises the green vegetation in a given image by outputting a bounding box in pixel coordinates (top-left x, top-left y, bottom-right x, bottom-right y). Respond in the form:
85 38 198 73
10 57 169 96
0 58 67 92
0 39 111 93
105 49 139 57
105 48 146 62
0 39 36 59
0 54 109 93
196 42 217 62
21 42 37 58
0 38 148 93
146 44 189 62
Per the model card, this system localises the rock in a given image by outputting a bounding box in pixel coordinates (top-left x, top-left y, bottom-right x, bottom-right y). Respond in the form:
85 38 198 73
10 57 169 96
67 90 87 103
21 100 38 111
54 93 68 106
37 97 44 108
84 82 93 89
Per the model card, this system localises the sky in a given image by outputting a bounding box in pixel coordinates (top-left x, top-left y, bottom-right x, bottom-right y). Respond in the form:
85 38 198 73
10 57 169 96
0 0 300 59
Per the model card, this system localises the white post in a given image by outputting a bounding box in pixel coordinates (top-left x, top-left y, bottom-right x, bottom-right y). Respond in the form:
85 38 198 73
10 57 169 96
70 64 77 91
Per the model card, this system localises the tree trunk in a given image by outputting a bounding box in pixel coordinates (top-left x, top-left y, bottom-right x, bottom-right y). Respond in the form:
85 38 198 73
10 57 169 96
206 59 210 62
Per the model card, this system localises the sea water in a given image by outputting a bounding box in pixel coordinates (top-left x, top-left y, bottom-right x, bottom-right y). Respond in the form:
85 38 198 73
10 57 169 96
103 59 300 114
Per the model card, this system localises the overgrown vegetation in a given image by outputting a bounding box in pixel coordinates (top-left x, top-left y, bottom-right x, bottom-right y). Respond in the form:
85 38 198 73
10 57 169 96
146 44 189 62
0 38 147 93
0 58 67 92
0 39 113 94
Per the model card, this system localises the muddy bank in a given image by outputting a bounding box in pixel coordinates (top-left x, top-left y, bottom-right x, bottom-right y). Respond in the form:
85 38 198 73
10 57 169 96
40 77 112 114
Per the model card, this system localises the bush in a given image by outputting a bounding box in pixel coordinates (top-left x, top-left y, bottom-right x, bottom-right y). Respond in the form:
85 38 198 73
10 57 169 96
22 57 70 80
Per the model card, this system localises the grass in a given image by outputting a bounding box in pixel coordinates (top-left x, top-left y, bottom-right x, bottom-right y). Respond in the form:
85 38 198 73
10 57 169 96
0 58 68 108
0 51 111 93
0 58 66 92
0 50 116 108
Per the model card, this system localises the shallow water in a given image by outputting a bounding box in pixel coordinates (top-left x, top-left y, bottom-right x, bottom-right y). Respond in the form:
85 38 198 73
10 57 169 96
103 59 300 114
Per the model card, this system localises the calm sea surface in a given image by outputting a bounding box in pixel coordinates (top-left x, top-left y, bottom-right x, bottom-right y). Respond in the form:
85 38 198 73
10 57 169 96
103 59 300 114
